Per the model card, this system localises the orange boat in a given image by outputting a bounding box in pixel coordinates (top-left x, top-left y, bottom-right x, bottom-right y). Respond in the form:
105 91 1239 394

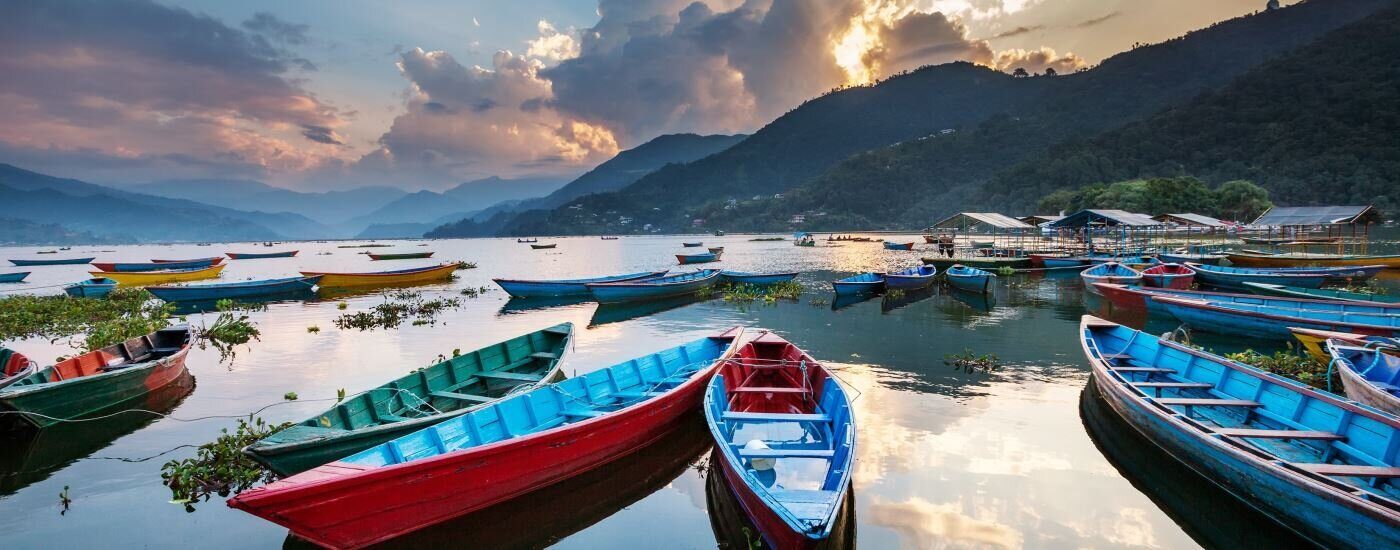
1226 252 1400 269
300 263 459 288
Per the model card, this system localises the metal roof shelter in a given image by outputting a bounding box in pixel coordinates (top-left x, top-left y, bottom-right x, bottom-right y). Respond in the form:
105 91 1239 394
1251 206 1381 227
1153 213 1227 227
930 212 1035 231
1047 209 1164 229
1020 215 1064 226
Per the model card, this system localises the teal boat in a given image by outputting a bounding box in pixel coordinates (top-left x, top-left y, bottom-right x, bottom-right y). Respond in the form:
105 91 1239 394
1242 282 1400 304
243 324 573 476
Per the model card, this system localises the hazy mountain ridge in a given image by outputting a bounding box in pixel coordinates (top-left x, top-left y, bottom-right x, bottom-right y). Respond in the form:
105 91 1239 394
123 179 410 225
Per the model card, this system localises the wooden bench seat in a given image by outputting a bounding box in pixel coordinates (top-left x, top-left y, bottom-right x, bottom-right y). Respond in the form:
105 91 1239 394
722 411 830 423
561 408 606 419
1293 463 1400 478
430 391 494 404
730 387 808 394
1156 398 1261 408
1113 367 1177 374
737 448 835 459
611 390 666 400
1133 382 1215 389
477 371 544 383
1217 428 1344 441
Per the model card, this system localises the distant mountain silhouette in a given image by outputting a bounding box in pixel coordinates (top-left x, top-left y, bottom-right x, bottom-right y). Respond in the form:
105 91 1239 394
0 217 112 246
124 179 408 225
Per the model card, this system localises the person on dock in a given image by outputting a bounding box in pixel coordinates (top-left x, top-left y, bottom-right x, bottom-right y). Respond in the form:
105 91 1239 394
937 233 955 257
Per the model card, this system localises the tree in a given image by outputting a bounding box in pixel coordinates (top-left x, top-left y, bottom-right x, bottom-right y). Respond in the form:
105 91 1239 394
1213 180 1272 222
1045 67 1057 77
1011 67 1028 78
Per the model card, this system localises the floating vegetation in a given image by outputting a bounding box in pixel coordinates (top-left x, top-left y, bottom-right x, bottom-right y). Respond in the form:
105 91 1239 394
749 237 786 241
60 485 72 515
195 301 262 363
337 302 349 310
1224 347 1333 389
0 288 172 352
808 297 830 306
885 289 906 300
456 261 477 270
306 325 320 333
161 417 291 511
945 349 1001 373
283 392 298 401
333 290 464 331
996 266 1017 276
717 281 803 304
459 286 489 297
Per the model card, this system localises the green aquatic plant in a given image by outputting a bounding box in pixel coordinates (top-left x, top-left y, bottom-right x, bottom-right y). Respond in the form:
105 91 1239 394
808 297 830 307
337 301 349 310
1224 347 1333 390
996 266 1017 276
0 288 172 351
718 281 803 304
283 392 298 401
944 349 1001 373
333 291 464 331
195 304 261 363
455 261 477 270
885 289 906 300
161 417 291 511
459 286 489 297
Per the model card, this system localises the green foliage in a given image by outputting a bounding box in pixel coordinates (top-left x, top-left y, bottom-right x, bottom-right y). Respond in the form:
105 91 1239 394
333 291 464 331
161 417 291 510
283 392 298 401
718 281 803 304
195 303 261 363
1032 177 1270 221
1224 348 1334 389
0 288 173 351
306 325 320 333
944 349 1001 373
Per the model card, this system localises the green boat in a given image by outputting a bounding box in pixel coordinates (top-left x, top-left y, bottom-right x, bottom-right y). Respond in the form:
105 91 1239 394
921 256 1031 270
0 326 194 429
243 323 573 476
1241 282 1400 304
367 251 435 260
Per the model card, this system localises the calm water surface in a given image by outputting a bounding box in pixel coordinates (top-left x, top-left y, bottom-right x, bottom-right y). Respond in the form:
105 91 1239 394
1 232 1397 548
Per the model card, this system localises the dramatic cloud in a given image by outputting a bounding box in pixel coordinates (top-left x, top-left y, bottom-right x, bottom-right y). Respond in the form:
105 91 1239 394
0 0 349 183
525 20 580 61
243 12 310 45
992 46 1087 74
1075 11 1122 28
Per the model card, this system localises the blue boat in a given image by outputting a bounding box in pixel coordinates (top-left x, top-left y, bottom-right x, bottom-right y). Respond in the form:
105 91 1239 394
227 250 299 259
1327 342 1400 416
831 273 883 296
882 241 914 251
1159 252 1224 265
682 242 704 247
92 257 222 272
64 277 118 298
676 252 719 265
1043 257 1089 268
10 256 95 266
1094 284 1400 317
493 270 668 298
1081 262 1141 292
1150 295 1400 341
703 331 854 548
0 272 30 283
945 264 995 293
719 271 799 285
1185 263 1330 290
146 275 322 302
1081 315 1400 548
884 265 937 290
587 269 721 303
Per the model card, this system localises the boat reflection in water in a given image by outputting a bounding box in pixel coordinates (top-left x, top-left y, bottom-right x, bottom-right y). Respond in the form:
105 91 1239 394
285 415 713 549
830 292 880 312
705 449 856 550
167 289 318 315
945 286 995 313
496 295 593 316
588 293 714 327
0 371 196 495
880 287 936 313
1079 382 1309 548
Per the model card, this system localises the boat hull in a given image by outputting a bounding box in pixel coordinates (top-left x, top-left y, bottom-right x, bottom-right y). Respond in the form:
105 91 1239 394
1243 282 1400 304
715 453 832 550
676 253 718 265
1227 252 1400 268
90 264 226 286
494 271 668 298
301 264 458 288
832 280 882 296
0 272 30 283
947 273 992 293
147 276 320 302
587 271 720 303
63 279 117 298
9 257 95 266
1338 361 1400 416
91 257 222 272
719 272 799 285
1189 266 1328 291
227 251 298 259
368 252 435 260
1153 297 1400 340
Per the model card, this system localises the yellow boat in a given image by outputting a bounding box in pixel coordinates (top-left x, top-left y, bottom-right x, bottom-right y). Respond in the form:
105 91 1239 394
1227 252 1400 269
90 264 226 286
300 263 458 288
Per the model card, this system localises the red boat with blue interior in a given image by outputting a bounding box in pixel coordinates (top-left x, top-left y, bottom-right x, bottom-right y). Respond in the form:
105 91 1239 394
93 257 223 272
1140 263 1195 289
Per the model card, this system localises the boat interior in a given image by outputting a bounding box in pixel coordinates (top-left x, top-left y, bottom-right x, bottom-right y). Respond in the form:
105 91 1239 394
705 334 853 534
1331 345 1400 396
6 328 190 387
342 334 732 468
1085 320 1400 506
1204 301 1400 327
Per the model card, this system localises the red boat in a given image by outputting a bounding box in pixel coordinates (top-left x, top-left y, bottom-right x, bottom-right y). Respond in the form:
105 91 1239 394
1028 253 1071 268
1140 263 1195 289
150 257 226 264
228 328 747 549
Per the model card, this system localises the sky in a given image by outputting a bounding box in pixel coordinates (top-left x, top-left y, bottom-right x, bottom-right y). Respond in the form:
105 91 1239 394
0 0 1293 191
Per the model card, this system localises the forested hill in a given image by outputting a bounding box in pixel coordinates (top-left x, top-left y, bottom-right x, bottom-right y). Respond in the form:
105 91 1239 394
975 2 1400 213
519 0 1391 234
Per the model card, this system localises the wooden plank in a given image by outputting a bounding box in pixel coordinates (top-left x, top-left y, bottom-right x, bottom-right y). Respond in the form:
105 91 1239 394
737 448 836 458
477 371 544 383
1133 382 1215 389
611 390 666 400
529 352 558 360
561 408 606 419
731 387 809 394
722 411 830 422
1114 367 1177 373
430 391 493 403
1217 428 1344 440
1293 463 1400 478
1156 398 1261 407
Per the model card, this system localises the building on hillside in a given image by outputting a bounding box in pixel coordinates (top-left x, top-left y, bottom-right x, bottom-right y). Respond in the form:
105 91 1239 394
1047 209 1167 257
1152 213 1229 230
789 214 806 224
1249 205 1382 254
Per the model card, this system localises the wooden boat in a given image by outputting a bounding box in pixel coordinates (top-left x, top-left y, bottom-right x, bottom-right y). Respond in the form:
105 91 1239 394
93 257 223 272
301 264 459 288
1081 262 1141 292
831 273 883 296
146 275 322 302
946 264 995 293
89 264 226 286
1042 256 1089 268
493 271 668 298
226 250 298 259
1326 342 1400 416
530 244 557 250
682 242 704 247
586 269 721 303
0 272 30 283
1185 263 1329 290
244 324 573 476
882 241 914 251
368 251 435 260
63 277 118 298
1141 263 1195 289
516 238 538 243
703 331 854 548
922 256 1030 270
676 252 719 265
719 271 799 285
600 236 619 240
1091 283 1400 317
707 247 725 257
0 326 193 429
0 348 38 390
1289 328 1394 362
1242 282 1400 304
1028 253 1071 268
1227 251 1400 269
1150 296 1400 341
884 265 937 290
1159 252 1225 265
1080 315 1400 548
9 256 95 266
228 328 746 549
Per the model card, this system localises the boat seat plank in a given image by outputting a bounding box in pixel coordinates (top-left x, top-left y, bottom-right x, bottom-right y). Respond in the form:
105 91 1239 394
1113 367 1177 374
1156 398 1261 408
738 448 835 458
1133 382 1215 389
1293 463 1400 478
430 391 494 404
529 352 558 360
377 413 419 423
1101 353 1134 360
730 387 809 394
477 371 544 383
561 408 606 419
611 390 666 400
767 489 840 521
1217 428 1344 440
722 411 831 422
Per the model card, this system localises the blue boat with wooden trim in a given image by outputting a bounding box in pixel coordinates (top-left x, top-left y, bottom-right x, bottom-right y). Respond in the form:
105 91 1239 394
884 265 937 290
1159 252 1225 265
63 277 118 298
91 257 223 272
676 252 719 265
587 269 721 303
0 272 30 283
1081 315 1400 548
226 250 299 259
493 270 669 298
1093 283 1400 316
9 256 95 266
1081 262 1141 292
1043 257 1089 268
243 323 572 476
831 273 883 296
1242 282 1400 304
704 331 854 549
146 275 322 302
882 241 914 251
1326 341 1400 417
946 264 995 293
1150 295 1400 340
682 242 704 247
719 271 799 285
1185 263 1331 290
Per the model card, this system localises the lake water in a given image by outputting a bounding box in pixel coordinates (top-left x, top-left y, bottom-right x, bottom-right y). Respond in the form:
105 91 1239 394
1 232 1397 548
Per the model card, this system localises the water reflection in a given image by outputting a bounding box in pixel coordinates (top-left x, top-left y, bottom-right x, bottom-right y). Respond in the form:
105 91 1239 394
830 292 880 311
945 287 995 313
1078 382 1311 548
705 449 856 550
880 287 936 313
589 293 714 327
167 290 318 315
496 295 593 316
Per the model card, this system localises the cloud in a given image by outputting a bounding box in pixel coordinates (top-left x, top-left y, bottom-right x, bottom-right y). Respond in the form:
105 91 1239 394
525 20 580 61
243 12 310 45
0 0 348 183
988 25 1044 39
1075 11 1122 28
992 46 1087 74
